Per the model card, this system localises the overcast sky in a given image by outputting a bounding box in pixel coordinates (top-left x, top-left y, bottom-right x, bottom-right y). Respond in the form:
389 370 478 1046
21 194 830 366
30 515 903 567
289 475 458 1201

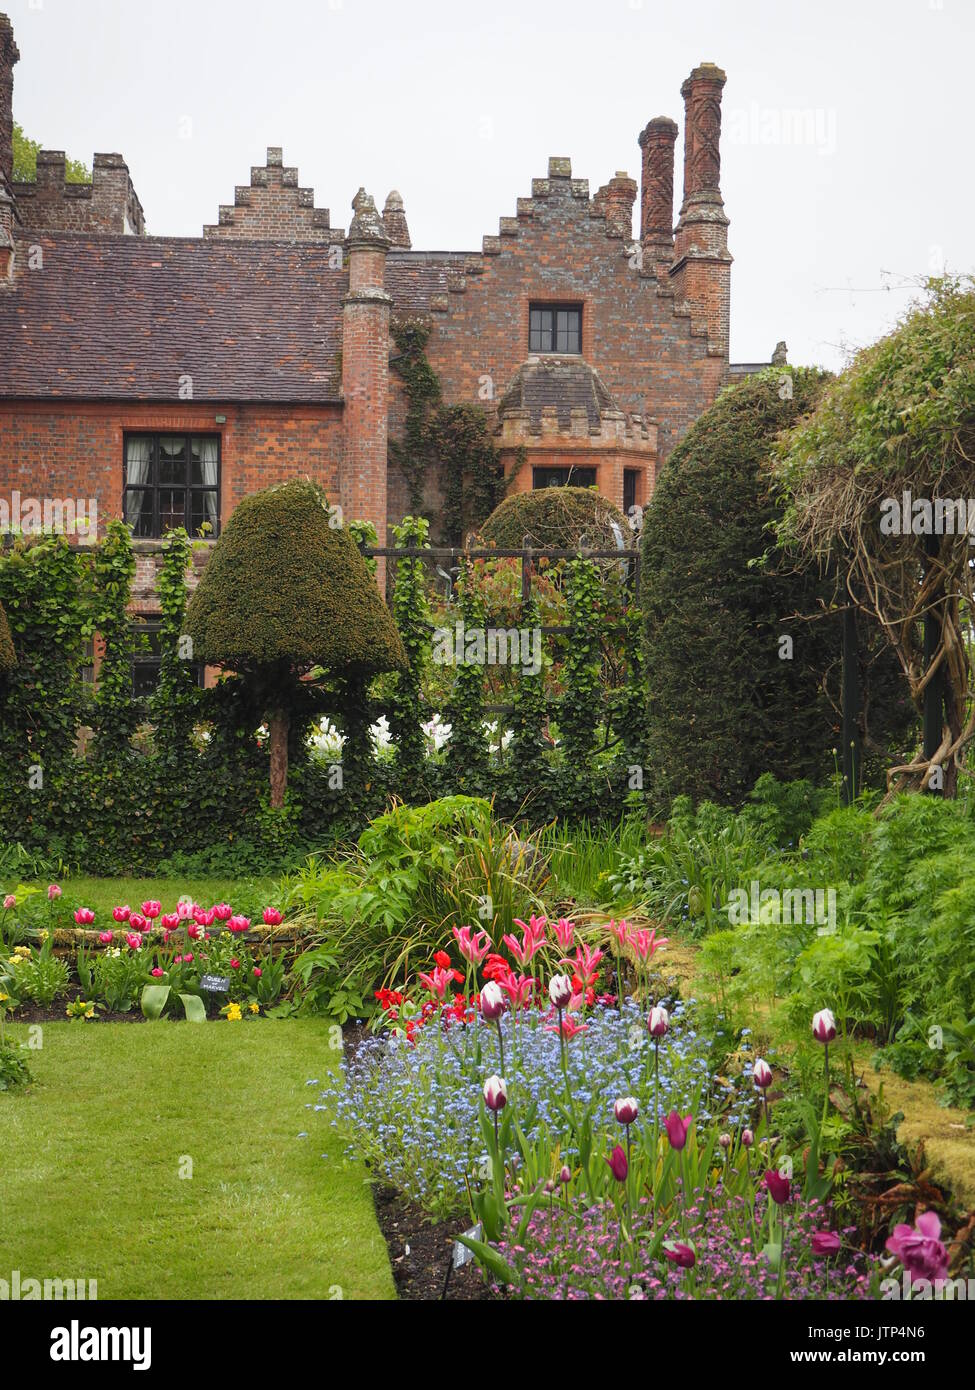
9 0 973 370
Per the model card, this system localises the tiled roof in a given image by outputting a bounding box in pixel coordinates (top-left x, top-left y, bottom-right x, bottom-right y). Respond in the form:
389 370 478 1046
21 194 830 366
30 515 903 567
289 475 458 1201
0 235 466 403
497 356 620 430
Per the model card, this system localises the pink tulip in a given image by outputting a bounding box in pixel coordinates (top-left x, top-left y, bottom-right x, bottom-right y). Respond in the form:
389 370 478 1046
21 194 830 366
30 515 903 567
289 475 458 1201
553 917 575 949
885 1211 948 1282
499 972 535 1009
98 931 113 944
202 909 217 927
614 1097 639 1125
192 906 208 925
483 1075 507 1112
741 1128 754 1148
230 959 240 969
608 919 629 951
142 900 161 919
513 915 547 948
718 1132 732 1151
606 1145 628 1183
480 981 506 1020
213 903 232 921
502 930 539 969
647 1005 670 1038
812 1008 837 1044
753 1058 773 1089
73 907 95 926
262 907 283 926
47 884 62 901
3 894 16 910
628 926 670 964
764 1169 791 1205
452 924 492 966
161 913 180 931
228 915 250 934
151 967 164 978
811 1230 842 1256
175 901 193 921
663 1110 692 1150
663 1241 696 1269
128 913 147 932
186 924 201 940
559 1165 571 1185
113 905 131 923
252 967 262 978
125 932 143 950
563 941 604 981
183 952 194 963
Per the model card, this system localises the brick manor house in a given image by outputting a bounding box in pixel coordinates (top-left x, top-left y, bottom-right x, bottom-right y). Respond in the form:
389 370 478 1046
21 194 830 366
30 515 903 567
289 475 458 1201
0 10 773 576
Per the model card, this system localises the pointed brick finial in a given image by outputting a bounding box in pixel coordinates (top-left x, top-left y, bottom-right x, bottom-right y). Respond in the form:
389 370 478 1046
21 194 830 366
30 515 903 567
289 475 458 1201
382 189 411 249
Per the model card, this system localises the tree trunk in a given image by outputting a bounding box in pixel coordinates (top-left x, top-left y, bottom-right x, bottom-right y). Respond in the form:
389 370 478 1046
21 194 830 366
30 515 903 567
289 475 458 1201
268 708 290 809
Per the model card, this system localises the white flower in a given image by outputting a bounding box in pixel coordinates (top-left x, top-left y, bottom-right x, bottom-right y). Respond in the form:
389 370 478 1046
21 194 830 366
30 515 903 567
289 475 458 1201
370 715 392 751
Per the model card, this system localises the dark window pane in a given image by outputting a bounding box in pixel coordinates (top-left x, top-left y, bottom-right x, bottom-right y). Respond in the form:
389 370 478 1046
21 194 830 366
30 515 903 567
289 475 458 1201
125 436 155 486
158 436 187 484
124 488 154 537
159 489 186 531
190 491 219 536
132 662 160 700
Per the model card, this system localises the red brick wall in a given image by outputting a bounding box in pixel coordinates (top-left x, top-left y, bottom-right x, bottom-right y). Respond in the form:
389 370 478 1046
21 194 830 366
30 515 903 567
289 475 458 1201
203 148 336 242
0 400 345 533
400 165 728 469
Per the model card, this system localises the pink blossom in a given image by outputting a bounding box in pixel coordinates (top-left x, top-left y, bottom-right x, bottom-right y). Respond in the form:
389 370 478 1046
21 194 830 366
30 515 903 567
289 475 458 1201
627 925 669 964
98 931 114 944
452 924 492 966
513 915 547 948
418 965 459 1000
151 967 164 978
663 1241 696 1269
3 894 16 910
112 905 131 923
125 932 143 951
186 924 201 940
47 884 62 901
552 917 575 949
161 912 180 931
252 966 262 977
607 919 629 951
128 913 147 932
606 1145 628 1183
212 904 232 921
177 901 195 921
499 972 535 1009
228 915 250 934
230 959 240 969
141 900 161 919
73 907 95 926
663 1110 693 1151
262 907 283 926
885 1212 949 1282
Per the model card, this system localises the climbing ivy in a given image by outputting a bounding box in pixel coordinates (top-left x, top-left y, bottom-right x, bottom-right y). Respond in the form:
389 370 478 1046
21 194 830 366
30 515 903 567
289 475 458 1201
91 520 137 760
388 515 431 787
151 527 200 763
508 584 548 791
389 318 507 543
446 559 489 789
560 556 602 765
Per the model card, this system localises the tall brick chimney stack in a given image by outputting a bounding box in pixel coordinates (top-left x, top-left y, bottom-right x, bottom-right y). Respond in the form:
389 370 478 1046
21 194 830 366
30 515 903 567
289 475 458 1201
638 116 678 274
0 13 19 192
342 188 392 549
593 172 638 239
671 62 732 360
382 190 411 249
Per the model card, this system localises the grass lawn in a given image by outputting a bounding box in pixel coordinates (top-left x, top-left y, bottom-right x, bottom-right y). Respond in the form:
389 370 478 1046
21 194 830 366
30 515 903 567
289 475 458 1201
33 876 277 917
0 1018 395 1300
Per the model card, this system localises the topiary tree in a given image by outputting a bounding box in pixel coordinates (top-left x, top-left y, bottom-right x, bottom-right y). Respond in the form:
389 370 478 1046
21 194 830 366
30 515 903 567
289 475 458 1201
185 480 406 807
0 598 15 675
477 486 628 552
642 367 842 807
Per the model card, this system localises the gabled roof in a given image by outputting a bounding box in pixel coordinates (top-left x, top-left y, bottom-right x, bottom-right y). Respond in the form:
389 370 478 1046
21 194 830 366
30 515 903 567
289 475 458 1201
0 234 466 403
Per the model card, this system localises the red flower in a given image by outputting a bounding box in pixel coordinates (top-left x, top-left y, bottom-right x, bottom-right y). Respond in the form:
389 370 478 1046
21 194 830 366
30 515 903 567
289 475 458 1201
764 1169 792 1206
482 954 514 984
434 950 452 971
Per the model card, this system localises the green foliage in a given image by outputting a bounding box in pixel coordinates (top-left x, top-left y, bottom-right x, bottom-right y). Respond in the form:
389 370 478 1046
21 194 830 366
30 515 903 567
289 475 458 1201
0 1035 31 1090
12 123 90 183
284 796 546 999
642 368 842 807
560 557 602 789
150 528 200 761
2 938 70 1008
477 486 627 551
91 520 137 759
0 598 15 673
387 515 432 787
389 319 506 541
445 560 489 789
508 586 548 793
186 479 405 675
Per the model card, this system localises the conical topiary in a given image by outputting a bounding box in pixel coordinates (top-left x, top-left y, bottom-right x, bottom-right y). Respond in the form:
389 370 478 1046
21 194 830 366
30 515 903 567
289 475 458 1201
185 479 406 805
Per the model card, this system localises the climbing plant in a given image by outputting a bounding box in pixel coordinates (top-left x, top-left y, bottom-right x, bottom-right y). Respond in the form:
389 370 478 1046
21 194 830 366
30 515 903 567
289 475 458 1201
445 558 489 789
90 521 137 760
387 515 432 787
150 527 200 763
389 318 507 542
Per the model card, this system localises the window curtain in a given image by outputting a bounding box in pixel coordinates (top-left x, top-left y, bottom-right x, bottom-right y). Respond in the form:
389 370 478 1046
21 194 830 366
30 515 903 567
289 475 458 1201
124 438 152 529
200 438 219 527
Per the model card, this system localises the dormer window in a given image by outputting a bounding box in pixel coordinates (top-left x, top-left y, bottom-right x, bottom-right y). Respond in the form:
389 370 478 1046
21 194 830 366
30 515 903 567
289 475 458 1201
529 303 582 355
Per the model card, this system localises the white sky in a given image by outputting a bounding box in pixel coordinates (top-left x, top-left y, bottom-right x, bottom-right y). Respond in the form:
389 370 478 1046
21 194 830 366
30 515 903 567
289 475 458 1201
9 0 973 371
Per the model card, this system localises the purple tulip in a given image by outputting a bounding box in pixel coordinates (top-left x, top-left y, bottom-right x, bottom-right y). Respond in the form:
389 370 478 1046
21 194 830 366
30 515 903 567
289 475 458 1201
663 1110 692 1151
606 1144 628 1183
614 1096 639 1126
482 1075 507 1112
812 1008 837 1044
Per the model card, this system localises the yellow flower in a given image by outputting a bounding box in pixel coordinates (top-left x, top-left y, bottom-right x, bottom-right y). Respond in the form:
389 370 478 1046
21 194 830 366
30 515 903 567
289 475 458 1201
226 1003 242 1022
0 991 9 1003
249 1002 259 1014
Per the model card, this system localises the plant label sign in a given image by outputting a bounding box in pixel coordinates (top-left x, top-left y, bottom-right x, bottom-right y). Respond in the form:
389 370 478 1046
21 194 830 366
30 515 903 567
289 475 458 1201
452 1222 482 1269
199 974 231 994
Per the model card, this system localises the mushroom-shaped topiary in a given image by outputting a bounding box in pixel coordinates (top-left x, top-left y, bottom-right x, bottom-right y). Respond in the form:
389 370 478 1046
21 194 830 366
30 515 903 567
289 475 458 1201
185 480 406 806
476 486 628 552
0 598 16 675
